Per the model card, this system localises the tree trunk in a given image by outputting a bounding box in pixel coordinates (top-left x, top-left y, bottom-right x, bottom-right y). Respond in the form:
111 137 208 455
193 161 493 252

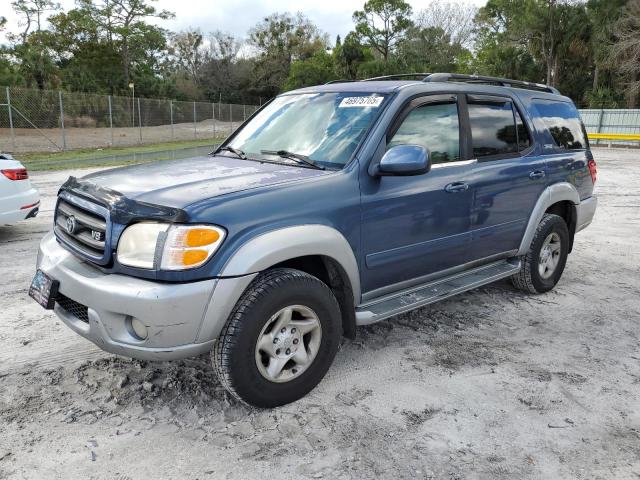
122 40 130 87
546 54 553 85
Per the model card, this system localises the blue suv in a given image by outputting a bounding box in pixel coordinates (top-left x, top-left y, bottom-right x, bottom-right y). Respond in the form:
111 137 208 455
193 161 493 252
32 73 597 407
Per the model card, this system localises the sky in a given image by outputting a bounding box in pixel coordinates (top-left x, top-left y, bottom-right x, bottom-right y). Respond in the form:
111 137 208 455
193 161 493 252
1 0 486 45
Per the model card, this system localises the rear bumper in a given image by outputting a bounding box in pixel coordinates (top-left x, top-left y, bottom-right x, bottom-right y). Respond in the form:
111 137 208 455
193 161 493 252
576 195 597 233
0 187 39 225
37 232 255 361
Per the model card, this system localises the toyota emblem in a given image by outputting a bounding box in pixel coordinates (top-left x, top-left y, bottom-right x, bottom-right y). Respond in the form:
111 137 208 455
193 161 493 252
66 215 77 235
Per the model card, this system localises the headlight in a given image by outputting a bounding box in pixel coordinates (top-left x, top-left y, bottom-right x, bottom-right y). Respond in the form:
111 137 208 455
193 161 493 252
117 223 225 270
117 223 168 269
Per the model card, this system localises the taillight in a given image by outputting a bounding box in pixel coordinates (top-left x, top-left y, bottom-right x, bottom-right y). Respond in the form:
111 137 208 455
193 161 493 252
587 159 597 184
1 168 29 181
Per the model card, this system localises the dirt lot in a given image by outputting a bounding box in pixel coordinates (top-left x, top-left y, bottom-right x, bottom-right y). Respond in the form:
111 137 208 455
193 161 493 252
1 149 639 479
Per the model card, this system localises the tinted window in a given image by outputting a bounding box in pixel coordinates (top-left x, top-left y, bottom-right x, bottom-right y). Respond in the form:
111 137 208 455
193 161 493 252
533 99 587 150
388 102 460 164
468 98 520 158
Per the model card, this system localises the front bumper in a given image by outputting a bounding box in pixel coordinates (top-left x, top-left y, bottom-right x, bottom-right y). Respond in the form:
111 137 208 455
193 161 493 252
37 232 256 361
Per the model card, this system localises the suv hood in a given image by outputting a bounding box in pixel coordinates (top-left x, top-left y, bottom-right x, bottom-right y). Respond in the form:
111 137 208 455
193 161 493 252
80 155 328 208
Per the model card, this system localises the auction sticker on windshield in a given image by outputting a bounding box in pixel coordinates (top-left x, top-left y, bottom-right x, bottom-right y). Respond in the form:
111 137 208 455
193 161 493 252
339 96 384 108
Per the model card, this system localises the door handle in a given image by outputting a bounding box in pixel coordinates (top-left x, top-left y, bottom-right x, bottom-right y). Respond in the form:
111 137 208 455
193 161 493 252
444 182 469 193
529 170 546 180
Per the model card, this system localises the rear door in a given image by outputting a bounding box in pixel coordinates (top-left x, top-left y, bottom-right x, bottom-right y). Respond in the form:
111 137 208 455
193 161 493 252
465 94 548 259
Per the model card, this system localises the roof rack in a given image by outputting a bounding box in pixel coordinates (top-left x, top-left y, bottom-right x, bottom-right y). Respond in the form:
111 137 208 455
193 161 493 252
424 73 560 95
361 73 432 82
324 79 358 84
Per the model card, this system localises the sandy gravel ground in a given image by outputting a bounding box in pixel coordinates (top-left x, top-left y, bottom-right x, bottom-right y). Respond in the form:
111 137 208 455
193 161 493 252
0 149 639 479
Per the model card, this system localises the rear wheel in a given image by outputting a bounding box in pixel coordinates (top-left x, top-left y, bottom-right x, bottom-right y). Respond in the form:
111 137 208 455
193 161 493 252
213 268 341 407
511 213 569 294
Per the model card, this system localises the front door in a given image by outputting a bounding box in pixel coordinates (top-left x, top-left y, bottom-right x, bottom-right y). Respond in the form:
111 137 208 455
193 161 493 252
360 94 475 295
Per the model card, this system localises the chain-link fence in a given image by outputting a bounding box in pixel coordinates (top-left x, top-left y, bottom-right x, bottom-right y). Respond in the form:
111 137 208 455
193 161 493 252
0 86 260 153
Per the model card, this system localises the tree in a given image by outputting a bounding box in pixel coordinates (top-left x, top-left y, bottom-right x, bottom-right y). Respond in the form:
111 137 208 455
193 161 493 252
612 0 640 107
248 12 328 97
169 29 205 87
474 0 591 88
7 1 63 89
285 50 335 89
46 8 121 92
199 31 247 103
77 0 174 87
333 31 370 79
353 0 413 61
586 0 627 93
11 0 61 42
414 0 477 49
399 26 469 74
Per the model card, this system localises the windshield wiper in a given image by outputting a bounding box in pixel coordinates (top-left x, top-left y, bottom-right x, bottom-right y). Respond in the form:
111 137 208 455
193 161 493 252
261 150 325 170
214 146 247 159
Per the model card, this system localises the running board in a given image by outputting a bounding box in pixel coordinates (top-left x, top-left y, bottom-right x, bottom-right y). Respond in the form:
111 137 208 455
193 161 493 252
355 258 521 325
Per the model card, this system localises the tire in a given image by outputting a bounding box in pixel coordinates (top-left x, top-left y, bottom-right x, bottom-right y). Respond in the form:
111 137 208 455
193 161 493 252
212 268 341 408
511 213 570 294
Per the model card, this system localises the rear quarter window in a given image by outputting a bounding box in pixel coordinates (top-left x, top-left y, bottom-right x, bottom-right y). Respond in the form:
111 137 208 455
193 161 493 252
532 99 588 150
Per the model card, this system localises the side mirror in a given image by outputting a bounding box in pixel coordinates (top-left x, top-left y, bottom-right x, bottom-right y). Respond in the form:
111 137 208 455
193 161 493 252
377 145 431 176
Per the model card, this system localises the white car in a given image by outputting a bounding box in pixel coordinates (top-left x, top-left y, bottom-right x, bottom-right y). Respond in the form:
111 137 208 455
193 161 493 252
0 153 40 225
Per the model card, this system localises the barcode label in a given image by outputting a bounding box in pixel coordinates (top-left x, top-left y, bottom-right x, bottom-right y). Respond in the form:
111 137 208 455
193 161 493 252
339 96 384 108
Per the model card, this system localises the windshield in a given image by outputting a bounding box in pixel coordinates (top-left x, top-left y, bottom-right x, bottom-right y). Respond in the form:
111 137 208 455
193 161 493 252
224 92 387 168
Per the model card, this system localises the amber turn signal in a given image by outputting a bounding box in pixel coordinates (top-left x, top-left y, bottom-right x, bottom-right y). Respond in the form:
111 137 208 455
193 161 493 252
185 228 221 247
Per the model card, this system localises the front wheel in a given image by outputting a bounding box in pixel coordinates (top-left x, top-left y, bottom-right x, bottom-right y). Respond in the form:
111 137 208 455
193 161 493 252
213 268 341 407
511 213 570 294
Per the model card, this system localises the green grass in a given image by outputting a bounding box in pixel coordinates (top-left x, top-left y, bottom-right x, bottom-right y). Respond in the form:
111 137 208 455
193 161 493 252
21 138 226 171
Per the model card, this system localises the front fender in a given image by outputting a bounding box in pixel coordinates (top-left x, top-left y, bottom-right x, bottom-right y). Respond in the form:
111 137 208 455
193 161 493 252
220 224 360 302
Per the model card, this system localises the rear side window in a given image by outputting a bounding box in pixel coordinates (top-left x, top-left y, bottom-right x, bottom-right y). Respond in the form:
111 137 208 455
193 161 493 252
532 99 588 150
388 102 460 164
468 95 531 159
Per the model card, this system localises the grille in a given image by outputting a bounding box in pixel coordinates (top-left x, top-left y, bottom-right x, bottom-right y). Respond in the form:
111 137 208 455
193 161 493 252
54 198 107 258
56 294 89 323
